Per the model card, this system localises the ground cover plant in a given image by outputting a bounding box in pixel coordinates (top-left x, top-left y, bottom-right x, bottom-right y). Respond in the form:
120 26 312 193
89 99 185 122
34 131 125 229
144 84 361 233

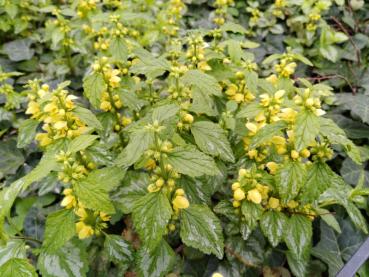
0 0 369 276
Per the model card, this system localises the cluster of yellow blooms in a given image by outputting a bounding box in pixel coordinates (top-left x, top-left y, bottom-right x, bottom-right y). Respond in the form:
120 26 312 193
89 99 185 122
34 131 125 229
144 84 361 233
56 150 110 239
225 72 255 104
213 0 234 26
77 0 98 18
62 188 110 239
231 168 316 220
186 36 211 71
274 56 297 78
162 0 186 36
25 81 87 147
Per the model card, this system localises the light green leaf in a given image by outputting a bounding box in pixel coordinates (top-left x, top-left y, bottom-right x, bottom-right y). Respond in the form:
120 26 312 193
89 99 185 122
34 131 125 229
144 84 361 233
276 161 306 203
109 37 128 61
315 207 341 233
249 121 287 148
115 129 154 168
293 110 320 151
190 88 218 116
181 70 222 97
191 121 234 162
241 201 263 232
73 106 103 130
67 135 98 153
104 234 133 264
180 204 224 259
300 162 335 203
260 211 287 247
83 72 106 108
0 258 37 277
38 240 88 277
74 179 115 214
130 48 170 78
152 104 179 123
85 166 125 191
17 119 39 148
237 101 263 119
42 209 76 252
132 191 172 250
136 240 176 277
220 22 247 34
166 145 219 177
284 215 312 259
0 240 26 266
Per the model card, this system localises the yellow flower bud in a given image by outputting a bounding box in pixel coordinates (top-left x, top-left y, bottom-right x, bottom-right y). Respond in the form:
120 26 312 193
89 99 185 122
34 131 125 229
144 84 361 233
212 273 224 277
266 162 278 174
274 90 285 99
268 197 280 209
305 98 314 107
300 149 310 158
238 168 247 177
233 200 241 208
234 93 244 103
175 188 185 196
156 178 165 187
290 150 299 159
233 188 245 201
287 200 299 209
183 113 194 123
247 189 262 204
246 122 258 134
76 222 94 239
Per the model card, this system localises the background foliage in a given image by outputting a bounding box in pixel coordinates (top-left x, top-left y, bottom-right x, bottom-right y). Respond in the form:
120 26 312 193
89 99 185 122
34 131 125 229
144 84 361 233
0 0 369 276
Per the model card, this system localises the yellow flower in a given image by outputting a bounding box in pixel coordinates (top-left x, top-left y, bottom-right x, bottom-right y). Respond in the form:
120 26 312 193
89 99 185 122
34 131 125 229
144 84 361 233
54 121 68 130
61 195 76 209
266 74 278 84
25 101 40 115
232 200 241 208
234 93 244 103
99 212 111 221
245 122 258 134
122 116 132 126
76 222 94 239
233 188 245 201
290 150 300 160
274 90 285 99
100 101 112 111
256 184 269 199
35 133 52 147
183 113 194 123
173 195 190 209
212 273 224 277
266 161 278 174
75 206 88 220
247 189 262 204
287 200 299 209
300 149 310 158
248 149 258 159
231 182 240 191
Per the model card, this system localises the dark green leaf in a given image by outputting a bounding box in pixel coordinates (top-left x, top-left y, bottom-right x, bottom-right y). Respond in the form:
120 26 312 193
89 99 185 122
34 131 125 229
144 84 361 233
260 211 287 247
104 234 133 264
284 215 312 259
17 119 39 148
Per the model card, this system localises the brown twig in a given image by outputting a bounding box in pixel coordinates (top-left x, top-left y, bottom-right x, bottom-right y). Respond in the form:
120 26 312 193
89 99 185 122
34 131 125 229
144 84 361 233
224 244 258 268
330 16 361 66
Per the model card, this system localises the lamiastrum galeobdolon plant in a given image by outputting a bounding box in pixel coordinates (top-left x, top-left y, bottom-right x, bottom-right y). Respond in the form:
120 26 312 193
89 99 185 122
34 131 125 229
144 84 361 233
0 0 368 276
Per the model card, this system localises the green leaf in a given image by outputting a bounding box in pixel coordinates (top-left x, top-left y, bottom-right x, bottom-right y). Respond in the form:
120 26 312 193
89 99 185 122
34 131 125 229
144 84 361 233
180 204 224 259
42 209 76 252
319 117 361 164
178 176 212 205
113 171 149 214
315 207 341 233
0 139 24 178
132 191 172 250
340 158 369 186
136 240 176 277
312 221 344 277
130 48 170 78
0 258 37 277
0 240 26 266
276 161 306 203
104 234 133 264
74 179 115 214
109 37 128 61
191 121 234 162
166 145 219 177
181 70 222 97
73 106 103 130
85 166 125 191
300 162 335 203
237 101 263 119
241 201 263 231
249 121 287 148
115 129 154 168
17 119 39 148
260 211 287 247
3 39 34 61
284 215 312 259
262 53 282 64
293 110 319 151
152 103 179 123
220 22 247 33
190 88 218 116
83 72 106 108
67 135 98 153
38 240 88 277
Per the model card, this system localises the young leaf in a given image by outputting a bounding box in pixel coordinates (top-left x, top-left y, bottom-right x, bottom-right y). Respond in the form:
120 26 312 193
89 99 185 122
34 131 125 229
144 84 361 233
73 106 103 130
17 119 39 148
284 215 312 259
276 161 306 203
152 103 179 123
166 145 219 177
191 121 235 162
38 240 88 277
181 70 222 97
132 191 172 250
241 201 263 231
180 204 224 259
83 72 106 108
109 37 128 61
74 179 115 214
104 234 133 264
42 209 76 252
67 135 98 153
260 210 287 247
249 121 287 148
0 240 27 266
293 109 320 151
0 258 37 277
136 240 176 277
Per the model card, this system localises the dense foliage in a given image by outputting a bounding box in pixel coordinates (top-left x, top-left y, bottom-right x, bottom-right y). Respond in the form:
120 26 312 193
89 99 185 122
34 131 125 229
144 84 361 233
0 0 369 276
